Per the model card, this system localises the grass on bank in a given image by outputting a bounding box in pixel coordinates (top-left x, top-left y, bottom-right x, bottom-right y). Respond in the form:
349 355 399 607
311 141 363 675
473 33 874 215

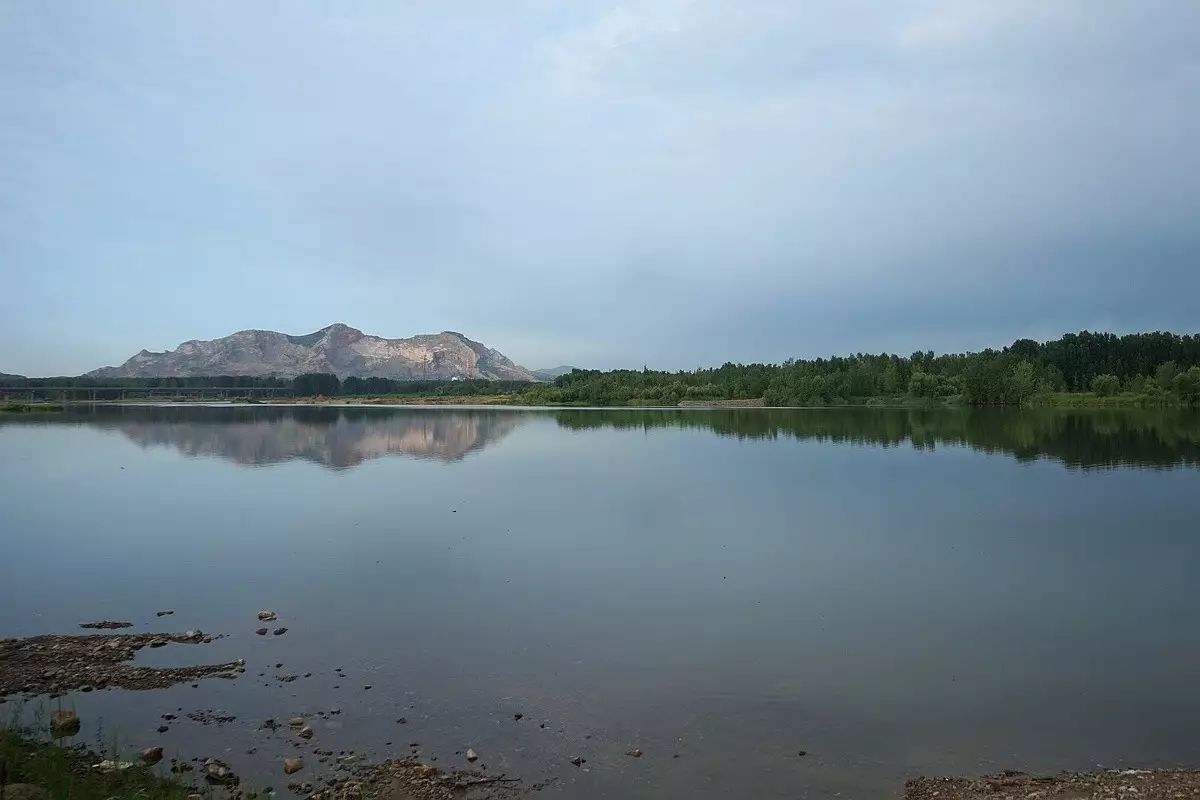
0 733 189 800
1 705 189 800
0 403 62 414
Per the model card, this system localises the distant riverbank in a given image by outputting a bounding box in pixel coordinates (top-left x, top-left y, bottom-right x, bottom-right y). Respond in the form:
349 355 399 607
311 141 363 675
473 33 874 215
15 390 1192 410
244 391 1192 409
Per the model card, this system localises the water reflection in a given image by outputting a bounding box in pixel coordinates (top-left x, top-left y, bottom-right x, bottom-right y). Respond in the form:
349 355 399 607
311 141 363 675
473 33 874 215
2 405 1198 471
554 407 1200 470
6 405 524 468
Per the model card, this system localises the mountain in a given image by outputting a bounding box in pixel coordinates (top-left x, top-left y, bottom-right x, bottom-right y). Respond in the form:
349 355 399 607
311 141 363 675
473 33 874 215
532 365 579 381
87 324 539 381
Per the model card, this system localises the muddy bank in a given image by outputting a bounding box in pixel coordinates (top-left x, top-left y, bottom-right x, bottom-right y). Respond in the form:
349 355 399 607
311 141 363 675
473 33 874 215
906 769 1200 799
0 632 243 696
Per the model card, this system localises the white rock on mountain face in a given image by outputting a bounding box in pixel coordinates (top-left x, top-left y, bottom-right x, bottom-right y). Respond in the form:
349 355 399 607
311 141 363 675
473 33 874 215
86 323 539 381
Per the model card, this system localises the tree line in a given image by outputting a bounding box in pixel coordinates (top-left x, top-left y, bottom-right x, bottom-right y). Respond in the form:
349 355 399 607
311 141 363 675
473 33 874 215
519 331 1200 406
0 373 533 400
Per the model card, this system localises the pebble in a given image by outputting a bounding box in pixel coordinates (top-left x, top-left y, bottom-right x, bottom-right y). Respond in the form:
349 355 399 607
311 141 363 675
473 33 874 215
156 610 175 617
626 748 643 758
466 748 478 762
283 757 304 774
255 628 268 636
288 716 305 727
157 725 169 733
514 713 523 721
272 627 288 636
258 611 277 621
51 709 80 736
298 725 314 740
140 746 164 765
570 756 585 767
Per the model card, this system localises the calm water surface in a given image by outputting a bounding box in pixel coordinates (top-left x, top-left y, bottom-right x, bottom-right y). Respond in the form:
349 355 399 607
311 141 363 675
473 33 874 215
2 405 1200 798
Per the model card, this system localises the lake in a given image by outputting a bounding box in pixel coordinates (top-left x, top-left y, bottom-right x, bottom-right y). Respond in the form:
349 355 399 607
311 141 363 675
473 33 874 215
2 405 1200 798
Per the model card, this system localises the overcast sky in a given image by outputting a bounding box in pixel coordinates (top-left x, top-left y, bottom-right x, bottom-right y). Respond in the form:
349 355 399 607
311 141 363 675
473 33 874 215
1 1 1198 375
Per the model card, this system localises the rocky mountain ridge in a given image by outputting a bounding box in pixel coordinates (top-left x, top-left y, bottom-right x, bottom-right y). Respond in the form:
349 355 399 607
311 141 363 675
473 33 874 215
88 324 539 381
532 365 579 381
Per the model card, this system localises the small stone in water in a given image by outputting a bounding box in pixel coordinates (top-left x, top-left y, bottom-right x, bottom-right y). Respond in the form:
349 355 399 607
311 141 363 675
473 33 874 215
466 748 478 762
272 627 288 636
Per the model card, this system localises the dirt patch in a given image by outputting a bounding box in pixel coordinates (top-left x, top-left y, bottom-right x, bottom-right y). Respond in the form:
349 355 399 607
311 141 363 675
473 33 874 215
905 768 1200 799
0 632 243 696
677 398 765 407
311 759 530 800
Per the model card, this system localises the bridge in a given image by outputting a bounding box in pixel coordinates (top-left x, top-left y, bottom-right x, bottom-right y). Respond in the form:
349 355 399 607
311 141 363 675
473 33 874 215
0 386 291 403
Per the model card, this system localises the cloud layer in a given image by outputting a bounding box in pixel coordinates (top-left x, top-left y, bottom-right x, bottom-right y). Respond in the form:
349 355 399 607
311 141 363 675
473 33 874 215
2 1 1197 374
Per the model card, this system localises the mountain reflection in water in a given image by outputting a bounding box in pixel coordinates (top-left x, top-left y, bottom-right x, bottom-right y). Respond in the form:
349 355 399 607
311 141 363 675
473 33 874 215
23 406 525 468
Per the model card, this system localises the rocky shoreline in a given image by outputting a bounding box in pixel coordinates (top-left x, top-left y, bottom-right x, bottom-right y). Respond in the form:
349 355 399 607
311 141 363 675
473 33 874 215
0 624 536 800
905 769 1200 799
0 631 243 696
0 726 529 800
4 627 1198 799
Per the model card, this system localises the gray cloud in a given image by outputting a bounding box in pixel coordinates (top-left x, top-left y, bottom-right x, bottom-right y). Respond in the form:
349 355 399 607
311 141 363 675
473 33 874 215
1 1 1197 374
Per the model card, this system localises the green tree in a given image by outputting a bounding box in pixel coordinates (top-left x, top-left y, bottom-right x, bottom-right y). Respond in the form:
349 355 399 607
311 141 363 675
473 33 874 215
1091 374 1120 397
294 372 340 396
1009 360 1039 403
1172 367 1200 403
1156 361 1180 389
